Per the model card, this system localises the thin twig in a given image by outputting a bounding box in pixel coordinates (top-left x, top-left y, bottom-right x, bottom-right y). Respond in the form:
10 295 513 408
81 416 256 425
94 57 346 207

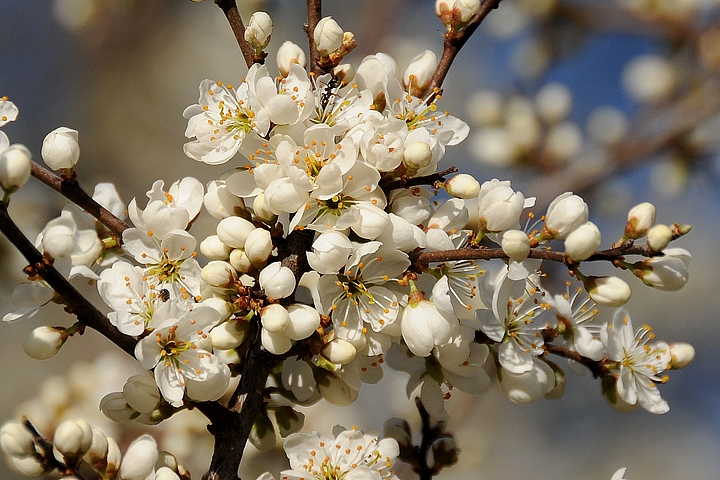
380 167 458 195
424 0 503 97
0 205 137 356
30 162 130 239
305 0 322 77
215 0 255 68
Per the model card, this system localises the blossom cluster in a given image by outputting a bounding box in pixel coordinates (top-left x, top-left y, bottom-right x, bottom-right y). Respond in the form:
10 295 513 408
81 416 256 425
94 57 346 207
0 7 697 479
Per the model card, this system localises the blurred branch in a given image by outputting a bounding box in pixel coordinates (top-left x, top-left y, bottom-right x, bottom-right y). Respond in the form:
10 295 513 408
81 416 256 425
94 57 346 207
0 205 137 356
30 162 130 239
215 0 255 68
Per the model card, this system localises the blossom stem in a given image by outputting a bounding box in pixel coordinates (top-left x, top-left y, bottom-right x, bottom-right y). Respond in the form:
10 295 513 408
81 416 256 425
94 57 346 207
215 0 255 68
0 204 137 356
379 166 458 195
30 161 130 238
424 0 504 99
304 0 323 76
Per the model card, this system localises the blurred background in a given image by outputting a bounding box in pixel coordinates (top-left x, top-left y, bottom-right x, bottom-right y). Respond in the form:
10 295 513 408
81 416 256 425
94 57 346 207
1 0 720 478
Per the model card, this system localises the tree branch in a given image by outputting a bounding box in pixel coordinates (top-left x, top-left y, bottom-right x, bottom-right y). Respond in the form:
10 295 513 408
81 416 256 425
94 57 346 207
215 0 255 68
304 0 322 77
30 162 130 239
0 205 137 356
424 0 503 97
380 167 458 195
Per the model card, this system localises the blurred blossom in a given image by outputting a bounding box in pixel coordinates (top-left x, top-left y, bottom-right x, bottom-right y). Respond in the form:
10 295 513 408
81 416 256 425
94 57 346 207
649 157 689 198
622 54 676 103
534 82 572 124
466 90 504 126
510 39 551 79
586 106 628 146
53 0 97 31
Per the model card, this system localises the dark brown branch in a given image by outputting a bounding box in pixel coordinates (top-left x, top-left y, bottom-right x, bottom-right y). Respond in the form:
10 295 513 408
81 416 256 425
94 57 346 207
304 0 323 77
380 167 458 195
30 162 130 239
216 0 255 68
21 418 70 476
0 205 137 356
410 243 663 267
202 319 278 480
424 0 503 97
544 344 613 379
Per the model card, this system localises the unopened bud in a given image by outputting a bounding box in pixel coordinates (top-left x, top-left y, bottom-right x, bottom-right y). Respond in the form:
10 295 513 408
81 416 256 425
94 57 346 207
564 221 601 261
322 337 357 364
118 435 158 480
249 413 276 452
259 262 296 299
53 419 92 459
24 326 68 360
624 202 656 240
669 342 695 369
244 228 273 265
244 12 272 52
501 229 531 262
384 418 413 449
584 276 631 307
252 192 277 224
10 455 48 476
217 216 256 249
428 435 459 469
314 17 344 55
403 50 438 97
285 304 321 340
277 41 306 77
201 261 237 288
0 421 36 457
403 141 432 171
333 63 355 84
123 375 161 414
82 426 109 469
0 144 32 193
646 224 672 252
261 303 290 333
200 235 231 260
229 248 253 273
543 192 589 240
436 0 481 30
210 319 247 350
42 127 79 170
445 173 480 199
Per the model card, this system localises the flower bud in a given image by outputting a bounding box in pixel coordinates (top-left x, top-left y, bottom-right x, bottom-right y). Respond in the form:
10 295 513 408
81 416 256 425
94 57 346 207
53 419 92 459
210 319 246 350
630 247 690 291
155 467 181 480
403 50 437 97
10 455 47 476
564 221 601 261
252 192 277 223
445 173 480 199
1 421 36 457
322 337 357 364
41 127 79 170
118 434 158 480
274 406 305 437
277 41 307 77
669 342 695 369
0 144 32 193
285 304 321 340
624 202 656 240
100 392 135 423
584 276 631 307
477 179 526 233
244 228 273 265
384 418 413 449
24 326 68 360
261 303 290 333
317 373 358 406
436 0 481 30
83 426 109 469
307 231 353 274
314 17 344 54
204 181 245 220
217 216 256 249
333 63 355 84
501 229 530 262
403 141 432 171
498 360 555 405
123 375 161 414
601 376 638 413
40 214 78 259
646 223 672 252
201 261 237 288
228 248 252 273
244 11 272 52
200 235 231 260
428 435 459 470
259 262 296 299
543 192 589 240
